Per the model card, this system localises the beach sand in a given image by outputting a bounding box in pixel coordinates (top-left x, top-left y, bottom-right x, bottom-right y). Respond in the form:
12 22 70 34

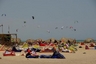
0 45 96 64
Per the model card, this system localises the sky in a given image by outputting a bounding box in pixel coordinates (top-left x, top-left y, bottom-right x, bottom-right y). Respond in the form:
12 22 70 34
0 0 96 41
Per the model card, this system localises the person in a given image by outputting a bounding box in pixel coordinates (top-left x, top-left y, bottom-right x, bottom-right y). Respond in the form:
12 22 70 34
25 48 39 58
85 45 89 50
12 46 22 52
51 49 65 59
51 44 66 59
5 50 12 54
31 43 41 52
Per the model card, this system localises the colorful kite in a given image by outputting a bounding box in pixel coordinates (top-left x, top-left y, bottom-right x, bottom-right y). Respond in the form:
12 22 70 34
32 16 34 19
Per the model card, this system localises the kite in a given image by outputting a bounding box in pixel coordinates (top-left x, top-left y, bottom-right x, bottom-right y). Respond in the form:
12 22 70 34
74 29 76 31
0 24 3 27
8 31 10 33
1 14 6 16
24 21 26 23
74 21 78 23
32 16 34 19
61 26 64 30
23 21 26 27
69 26 73 29
16 29 18 32
66 26 68 28
47 30 50 33
55 27 58 29
37 25 40 28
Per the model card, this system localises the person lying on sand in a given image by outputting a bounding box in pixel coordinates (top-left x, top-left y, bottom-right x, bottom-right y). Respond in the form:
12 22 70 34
25 48 39 58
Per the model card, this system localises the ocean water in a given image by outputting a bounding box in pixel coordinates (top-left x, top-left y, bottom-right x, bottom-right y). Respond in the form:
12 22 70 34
21 40 96 43
21 40 85 42
76 40 96 43
76 40 84 42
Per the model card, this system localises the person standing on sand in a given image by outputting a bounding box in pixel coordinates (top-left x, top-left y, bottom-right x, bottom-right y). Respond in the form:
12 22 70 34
51 43 66 59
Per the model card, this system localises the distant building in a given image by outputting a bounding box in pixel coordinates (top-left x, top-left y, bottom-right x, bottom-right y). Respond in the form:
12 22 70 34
0 34 17 46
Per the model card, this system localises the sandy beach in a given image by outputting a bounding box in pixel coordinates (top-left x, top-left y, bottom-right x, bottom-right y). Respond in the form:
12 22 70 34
0 44 96 64
0 0 96 64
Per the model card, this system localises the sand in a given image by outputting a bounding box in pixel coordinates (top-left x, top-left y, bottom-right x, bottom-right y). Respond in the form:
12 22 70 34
0 45 96 64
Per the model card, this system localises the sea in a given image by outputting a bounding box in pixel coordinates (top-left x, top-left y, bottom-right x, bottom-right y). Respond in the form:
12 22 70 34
21 40 85 42
76 40 84 42
21 40 96 43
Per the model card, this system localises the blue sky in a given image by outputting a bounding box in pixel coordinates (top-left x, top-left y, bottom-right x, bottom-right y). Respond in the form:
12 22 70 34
0 0 96 41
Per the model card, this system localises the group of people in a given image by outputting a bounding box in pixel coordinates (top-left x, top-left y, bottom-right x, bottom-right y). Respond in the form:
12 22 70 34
25 46 65 59
2 39 77 59
26 39 77 53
